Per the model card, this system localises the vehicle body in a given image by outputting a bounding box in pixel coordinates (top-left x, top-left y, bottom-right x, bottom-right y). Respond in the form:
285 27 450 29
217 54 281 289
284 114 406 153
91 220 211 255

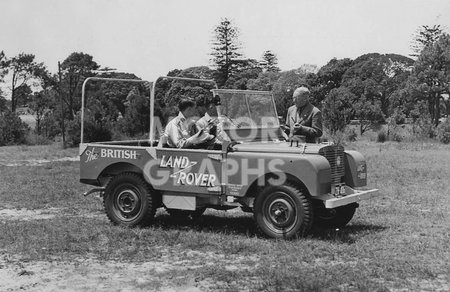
80 76 378 239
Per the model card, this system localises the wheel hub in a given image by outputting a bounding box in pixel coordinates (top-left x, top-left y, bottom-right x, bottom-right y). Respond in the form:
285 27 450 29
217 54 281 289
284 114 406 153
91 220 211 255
116 189 140 216
268 198 294 227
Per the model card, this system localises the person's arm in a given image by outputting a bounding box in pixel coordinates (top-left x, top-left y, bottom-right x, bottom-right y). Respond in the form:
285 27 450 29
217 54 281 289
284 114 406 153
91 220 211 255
283 108 292 135
285 108 292 128
294 111 323 138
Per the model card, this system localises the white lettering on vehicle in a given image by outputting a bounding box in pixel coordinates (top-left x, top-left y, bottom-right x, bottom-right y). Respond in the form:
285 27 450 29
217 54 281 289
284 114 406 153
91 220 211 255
159 155 192 169
159 155 216 187
85 147 99 162
99 148 137 160
176 172 216 187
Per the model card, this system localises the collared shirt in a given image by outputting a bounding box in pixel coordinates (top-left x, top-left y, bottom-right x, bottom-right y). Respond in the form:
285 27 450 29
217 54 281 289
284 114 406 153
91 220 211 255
163 112 194 148
286 103 323 143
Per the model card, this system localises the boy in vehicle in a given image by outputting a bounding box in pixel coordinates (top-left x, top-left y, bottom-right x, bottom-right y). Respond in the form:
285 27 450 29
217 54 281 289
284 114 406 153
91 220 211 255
163 98 213 148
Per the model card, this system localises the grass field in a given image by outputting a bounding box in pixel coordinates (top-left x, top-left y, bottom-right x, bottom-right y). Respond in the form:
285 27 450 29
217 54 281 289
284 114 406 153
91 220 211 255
0 141 449 291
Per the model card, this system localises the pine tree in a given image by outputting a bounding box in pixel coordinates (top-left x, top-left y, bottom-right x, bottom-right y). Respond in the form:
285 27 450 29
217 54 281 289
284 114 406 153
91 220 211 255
410 25 443 57
210 18 243 87
260 50 280 72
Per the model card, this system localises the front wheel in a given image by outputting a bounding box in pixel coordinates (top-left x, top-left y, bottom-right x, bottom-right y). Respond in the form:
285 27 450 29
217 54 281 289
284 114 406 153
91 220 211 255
104 172 156 227
254 183 313 239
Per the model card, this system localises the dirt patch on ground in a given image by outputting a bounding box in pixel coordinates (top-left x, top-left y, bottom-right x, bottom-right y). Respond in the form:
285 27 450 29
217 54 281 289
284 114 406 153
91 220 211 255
0 208 259 291
0 207 105 222
0 157 79 167
0 257 202 291
0 208 61 221
0 250 259 291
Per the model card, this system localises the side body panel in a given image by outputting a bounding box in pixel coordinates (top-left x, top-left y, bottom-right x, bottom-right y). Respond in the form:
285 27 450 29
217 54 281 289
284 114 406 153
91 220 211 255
80 143 334 198
147 148 222 194
80 144 223 195
225 152 331 197
80 143 152 186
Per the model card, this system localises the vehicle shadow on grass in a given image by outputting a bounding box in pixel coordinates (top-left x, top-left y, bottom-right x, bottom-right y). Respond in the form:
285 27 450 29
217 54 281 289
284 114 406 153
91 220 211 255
152 212 387 243
309 224 388 244
153 213 258 237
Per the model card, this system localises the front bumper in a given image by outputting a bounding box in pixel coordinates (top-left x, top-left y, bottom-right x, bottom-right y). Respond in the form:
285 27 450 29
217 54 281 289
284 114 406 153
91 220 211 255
316 187 379 208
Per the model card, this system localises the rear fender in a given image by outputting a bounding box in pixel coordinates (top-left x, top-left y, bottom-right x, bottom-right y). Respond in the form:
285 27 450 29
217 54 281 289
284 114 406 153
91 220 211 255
79 144 155 186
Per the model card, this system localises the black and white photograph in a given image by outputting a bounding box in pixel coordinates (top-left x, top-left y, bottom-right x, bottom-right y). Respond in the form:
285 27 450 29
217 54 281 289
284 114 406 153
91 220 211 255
0 0 449 291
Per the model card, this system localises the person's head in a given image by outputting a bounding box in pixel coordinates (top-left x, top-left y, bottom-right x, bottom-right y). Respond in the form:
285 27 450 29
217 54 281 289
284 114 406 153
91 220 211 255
197 96 218 117
178 98 196 118
195 96 208 116
205 100 218 117
292 87 311 108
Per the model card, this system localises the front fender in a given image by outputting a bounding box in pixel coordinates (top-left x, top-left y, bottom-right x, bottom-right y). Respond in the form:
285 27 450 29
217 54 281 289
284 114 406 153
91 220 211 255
225 152 330 197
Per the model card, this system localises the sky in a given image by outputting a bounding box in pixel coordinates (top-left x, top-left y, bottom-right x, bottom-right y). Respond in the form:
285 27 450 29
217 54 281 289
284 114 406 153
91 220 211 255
1 0 450 85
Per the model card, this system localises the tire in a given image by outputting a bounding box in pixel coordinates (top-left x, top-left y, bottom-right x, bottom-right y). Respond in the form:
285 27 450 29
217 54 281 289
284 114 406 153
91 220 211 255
314 203 357 228
254 183 313 239
165 207 206 222
104 172 156 227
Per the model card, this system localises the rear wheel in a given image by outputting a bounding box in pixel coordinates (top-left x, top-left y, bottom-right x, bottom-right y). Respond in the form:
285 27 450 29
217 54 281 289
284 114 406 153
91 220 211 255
104 172 156 227
314 203 358 228
254 183 313 239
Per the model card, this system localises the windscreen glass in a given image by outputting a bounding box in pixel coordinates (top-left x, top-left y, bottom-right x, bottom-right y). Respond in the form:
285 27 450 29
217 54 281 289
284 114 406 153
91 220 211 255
217 91 279 129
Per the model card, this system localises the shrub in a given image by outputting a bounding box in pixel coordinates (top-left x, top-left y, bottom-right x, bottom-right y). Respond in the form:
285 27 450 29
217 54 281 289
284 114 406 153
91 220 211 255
377 130 387 143
25 132 53 145
346 128 358 142
391 130 403 142
0 110 30 146
436 118 450 144
39 112 61 139
412 117 436 139
66 112 113 147
322 88 354 135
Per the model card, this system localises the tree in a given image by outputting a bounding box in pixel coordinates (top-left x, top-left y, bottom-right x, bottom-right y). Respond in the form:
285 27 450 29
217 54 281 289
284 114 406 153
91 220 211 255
341 53 413 118
352 92 385 135
61 52 99 119
119 88 150 138
410 25 443 57
247 71 280 91
412 33 450 126
0 51 7 82
260 50 280 72
29 89 56 135
0 96 7 113
224 59 262 89
3 53 45 112
322 88 355 135
317 58 353 100
210 18 243 87
0 110 29 145
14 84 32 108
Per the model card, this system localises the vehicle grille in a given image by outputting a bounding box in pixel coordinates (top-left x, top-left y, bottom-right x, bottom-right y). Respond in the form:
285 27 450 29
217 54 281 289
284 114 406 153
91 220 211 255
319 145 345 185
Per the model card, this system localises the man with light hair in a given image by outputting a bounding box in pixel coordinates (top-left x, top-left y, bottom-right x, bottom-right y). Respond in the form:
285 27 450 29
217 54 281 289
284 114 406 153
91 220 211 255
285 86 322 143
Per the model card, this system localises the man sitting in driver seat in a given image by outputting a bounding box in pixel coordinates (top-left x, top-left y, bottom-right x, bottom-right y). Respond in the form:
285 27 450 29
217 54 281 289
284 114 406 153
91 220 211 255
162 98 213 148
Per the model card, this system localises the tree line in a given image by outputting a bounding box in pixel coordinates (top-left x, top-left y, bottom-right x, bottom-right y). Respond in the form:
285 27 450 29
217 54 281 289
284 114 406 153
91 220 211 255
0 20 449 146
